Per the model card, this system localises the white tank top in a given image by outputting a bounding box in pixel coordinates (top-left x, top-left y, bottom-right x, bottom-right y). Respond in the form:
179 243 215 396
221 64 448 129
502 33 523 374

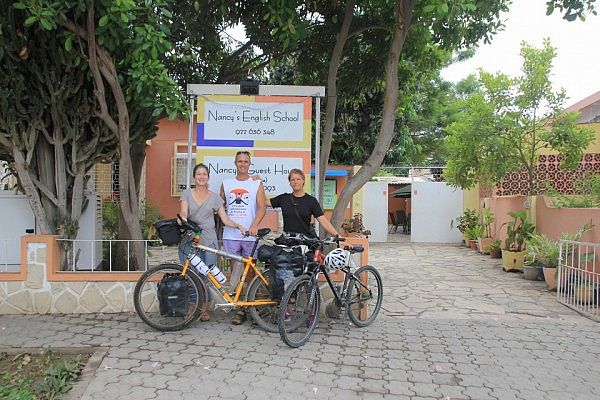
223 178 261 241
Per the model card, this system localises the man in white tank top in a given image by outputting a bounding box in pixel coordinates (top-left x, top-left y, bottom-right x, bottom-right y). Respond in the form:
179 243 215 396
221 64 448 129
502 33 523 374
220 151 266 324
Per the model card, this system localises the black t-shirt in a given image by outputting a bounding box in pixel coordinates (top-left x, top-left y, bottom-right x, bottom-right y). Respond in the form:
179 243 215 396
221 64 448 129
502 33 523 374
270 193 324 238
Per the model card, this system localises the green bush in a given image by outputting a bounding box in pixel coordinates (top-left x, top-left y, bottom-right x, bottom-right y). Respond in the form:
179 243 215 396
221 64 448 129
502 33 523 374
102 200 162 240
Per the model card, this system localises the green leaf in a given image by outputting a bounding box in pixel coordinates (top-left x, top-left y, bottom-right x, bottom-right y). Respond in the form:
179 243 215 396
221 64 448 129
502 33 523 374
99 15 109 27
40 18 53 30
65 36 73 51
121 13 129 23
13 2 27 10
423 4 435 13
24 16 37 27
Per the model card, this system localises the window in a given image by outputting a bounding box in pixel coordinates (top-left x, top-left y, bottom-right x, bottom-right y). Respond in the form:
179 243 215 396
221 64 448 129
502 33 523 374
172 154 196 196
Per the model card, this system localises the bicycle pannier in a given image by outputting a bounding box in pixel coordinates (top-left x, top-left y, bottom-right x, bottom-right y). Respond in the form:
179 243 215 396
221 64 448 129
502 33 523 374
155 219 181 246
157 273 189 317
257 245 275 263
269 246 305 300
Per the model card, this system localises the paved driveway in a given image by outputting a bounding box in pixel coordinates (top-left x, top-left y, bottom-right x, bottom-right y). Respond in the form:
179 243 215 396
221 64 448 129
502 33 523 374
1 239 599 399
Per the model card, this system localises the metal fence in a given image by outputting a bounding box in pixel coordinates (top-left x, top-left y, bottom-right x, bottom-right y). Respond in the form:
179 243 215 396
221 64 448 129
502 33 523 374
557 239 599 321
57 239 177 272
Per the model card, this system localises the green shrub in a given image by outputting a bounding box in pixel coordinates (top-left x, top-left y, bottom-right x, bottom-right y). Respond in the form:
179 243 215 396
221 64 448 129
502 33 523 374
102 200 162 240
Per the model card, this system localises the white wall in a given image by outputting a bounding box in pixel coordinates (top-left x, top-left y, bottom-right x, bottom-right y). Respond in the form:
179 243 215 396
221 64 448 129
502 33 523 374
0 193 36 267
411 182 463 243
361 181 389 243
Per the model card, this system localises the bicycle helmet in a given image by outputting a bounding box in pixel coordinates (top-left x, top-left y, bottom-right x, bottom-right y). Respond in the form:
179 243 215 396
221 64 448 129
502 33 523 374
325 248 348 270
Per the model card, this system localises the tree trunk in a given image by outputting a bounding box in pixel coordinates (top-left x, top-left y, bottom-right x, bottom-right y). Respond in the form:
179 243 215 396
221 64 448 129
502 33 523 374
330 1 415 229
76 6 145 270
318 0 356 208
131 141 146 200
12 149 52 234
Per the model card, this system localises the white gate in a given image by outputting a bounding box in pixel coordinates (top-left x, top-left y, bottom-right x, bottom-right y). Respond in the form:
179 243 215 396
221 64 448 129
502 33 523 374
0 193 36 270
361 181 389 243
411 182 463 243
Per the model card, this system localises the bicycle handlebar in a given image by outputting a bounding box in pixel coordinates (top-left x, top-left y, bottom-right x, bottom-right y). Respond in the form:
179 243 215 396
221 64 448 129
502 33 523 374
279 232 345 248
176 214 202 234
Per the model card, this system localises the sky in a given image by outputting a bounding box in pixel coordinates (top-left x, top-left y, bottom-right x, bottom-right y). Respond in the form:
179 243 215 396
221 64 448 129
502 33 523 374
441 1 600 107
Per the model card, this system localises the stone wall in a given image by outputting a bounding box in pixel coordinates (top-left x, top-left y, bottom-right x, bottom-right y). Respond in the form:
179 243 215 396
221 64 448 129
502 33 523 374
0 235 370 315
0 240 137 314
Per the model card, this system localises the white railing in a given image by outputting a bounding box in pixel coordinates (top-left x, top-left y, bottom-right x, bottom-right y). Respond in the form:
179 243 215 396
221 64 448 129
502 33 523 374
557 239 599 321
57 239 178 272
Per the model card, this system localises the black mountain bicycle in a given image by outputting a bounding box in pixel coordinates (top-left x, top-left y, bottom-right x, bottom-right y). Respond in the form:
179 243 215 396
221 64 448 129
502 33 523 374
277 234 383 348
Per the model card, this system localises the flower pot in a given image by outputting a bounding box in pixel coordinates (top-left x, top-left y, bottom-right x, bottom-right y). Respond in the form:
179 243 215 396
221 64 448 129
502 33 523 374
502 250 525 272
523 265 542 281
489 248 502 259
468 240 478 250
542 267 557 291
478 237 495 255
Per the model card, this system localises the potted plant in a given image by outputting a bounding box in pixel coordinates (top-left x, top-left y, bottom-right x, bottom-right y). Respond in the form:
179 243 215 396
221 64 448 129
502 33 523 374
486 240 502 259
341 213 371 238
452 209 479 246
501 210 535 272
464 225 482 250
525 222 593 290
477 207 495 254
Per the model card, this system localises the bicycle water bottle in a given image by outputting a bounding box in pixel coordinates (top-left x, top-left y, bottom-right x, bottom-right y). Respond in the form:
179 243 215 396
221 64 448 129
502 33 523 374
208 264 227 285
189 254 210 275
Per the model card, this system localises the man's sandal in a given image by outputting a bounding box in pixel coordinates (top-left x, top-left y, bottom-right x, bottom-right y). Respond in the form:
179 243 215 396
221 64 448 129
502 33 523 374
200 312 210 322
231 310 246 325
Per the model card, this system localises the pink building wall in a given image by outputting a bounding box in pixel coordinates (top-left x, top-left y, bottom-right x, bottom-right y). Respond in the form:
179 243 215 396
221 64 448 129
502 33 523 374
536 196 599 242
483 196 527 244
482 195 599 245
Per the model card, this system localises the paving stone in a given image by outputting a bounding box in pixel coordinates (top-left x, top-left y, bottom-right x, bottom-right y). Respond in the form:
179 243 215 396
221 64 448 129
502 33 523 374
1 240 599 399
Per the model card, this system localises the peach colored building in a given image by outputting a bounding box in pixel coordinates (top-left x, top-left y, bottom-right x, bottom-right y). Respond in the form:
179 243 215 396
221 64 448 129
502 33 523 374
145 119 352 231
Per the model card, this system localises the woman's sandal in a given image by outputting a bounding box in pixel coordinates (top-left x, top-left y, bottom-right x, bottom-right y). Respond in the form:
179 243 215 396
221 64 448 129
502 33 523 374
231 310 246 325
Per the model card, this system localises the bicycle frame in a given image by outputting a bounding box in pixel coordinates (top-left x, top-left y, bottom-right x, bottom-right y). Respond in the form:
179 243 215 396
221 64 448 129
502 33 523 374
309 247 368 311
182 242 277 308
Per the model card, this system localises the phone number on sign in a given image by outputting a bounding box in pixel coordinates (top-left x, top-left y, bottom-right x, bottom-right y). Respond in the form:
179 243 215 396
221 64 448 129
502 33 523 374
235 129 275 136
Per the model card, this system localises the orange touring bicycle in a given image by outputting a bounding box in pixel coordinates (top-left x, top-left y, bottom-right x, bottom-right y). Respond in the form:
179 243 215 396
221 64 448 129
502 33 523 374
133 215 279 332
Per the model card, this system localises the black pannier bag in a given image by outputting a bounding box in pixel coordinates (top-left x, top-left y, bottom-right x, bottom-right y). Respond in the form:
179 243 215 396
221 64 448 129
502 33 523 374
157 273 189 317
257 244 275 263
155 218 181 246
269 246 305 300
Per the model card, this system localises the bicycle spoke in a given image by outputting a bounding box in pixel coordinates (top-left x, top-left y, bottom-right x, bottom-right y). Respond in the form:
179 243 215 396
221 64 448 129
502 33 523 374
346 265 383 327
279 276 320 348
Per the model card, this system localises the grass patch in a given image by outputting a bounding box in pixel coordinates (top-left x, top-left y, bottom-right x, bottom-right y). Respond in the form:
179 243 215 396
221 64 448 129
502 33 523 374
0 350 90 400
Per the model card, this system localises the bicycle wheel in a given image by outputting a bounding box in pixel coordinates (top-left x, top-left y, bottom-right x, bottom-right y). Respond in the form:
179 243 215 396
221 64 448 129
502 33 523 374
278 275 320 348
134 263 208 331
346 265 383 327
247 270 279 333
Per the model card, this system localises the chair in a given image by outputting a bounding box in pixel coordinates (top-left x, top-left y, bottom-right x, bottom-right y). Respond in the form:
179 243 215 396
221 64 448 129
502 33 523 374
388 212 399 234
395 210 407 234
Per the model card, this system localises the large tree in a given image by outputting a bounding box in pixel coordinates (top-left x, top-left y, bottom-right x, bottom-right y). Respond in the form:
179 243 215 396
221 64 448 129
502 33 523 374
444 39 595 193
2 0 184 269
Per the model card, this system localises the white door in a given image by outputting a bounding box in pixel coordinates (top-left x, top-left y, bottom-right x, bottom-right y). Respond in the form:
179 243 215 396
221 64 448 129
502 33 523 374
411 182 463 243
361 181 389 243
